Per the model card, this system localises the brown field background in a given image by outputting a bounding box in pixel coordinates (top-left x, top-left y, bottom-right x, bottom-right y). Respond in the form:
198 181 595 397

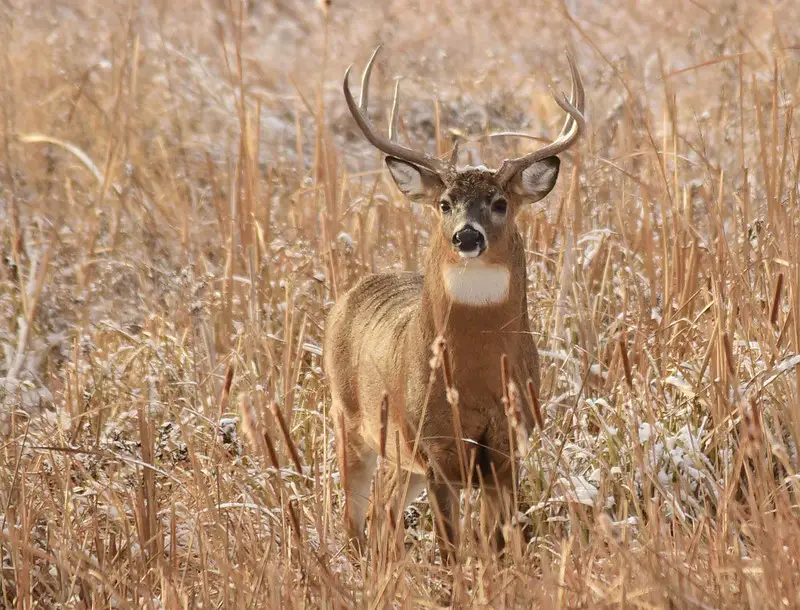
2 0 800 607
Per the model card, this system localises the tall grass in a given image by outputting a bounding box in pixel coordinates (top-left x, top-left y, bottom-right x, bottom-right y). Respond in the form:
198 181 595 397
1 0 800 607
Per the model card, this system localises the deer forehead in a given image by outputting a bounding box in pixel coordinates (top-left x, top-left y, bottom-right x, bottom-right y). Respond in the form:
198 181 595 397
443 167 504 202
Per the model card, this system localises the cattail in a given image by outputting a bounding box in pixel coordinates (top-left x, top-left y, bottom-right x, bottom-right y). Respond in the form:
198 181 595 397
271 402 304 480
440 340 467 484
506 380 530 456
500 353 510 398
263 425 281 472
526 378 545 431
500 355 529 457
619 336 633 389
287 499 303 543
429 334 446 371
722 332 736 376
743 397 763 452
770 273 784 326
440 341 459 406
217 360 235 417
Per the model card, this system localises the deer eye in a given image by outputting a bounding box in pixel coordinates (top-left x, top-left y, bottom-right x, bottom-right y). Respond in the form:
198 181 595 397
439 200 452 214
491 198 508 216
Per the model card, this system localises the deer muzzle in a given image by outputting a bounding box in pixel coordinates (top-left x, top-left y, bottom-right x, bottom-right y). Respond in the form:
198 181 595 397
452 224 486 258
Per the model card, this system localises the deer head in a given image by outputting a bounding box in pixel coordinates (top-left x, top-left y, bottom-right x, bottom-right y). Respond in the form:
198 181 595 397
343 46 585 264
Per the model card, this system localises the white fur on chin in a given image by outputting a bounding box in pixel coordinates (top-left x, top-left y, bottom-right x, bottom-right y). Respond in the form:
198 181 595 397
458 249 481 259
442 259 510 306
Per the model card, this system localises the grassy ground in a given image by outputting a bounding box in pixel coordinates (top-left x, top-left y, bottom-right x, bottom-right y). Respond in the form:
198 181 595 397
2 0 800 607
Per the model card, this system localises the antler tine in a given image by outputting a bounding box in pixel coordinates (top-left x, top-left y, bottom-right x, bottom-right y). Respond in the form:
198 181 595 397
343 45 449 177
495 52 586 186
358 45 382 111
561 51 585 134
448 141 460 170
389 78 401 142
555 58 578 136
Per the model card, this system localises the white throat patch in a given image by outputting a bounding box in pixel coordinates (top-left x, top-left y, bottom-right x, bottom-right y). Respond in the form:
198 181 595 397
442 260 511 307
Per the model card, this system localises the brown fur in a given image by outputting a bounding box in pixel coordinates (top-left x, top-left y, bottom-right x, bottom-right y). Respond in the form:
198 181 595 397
324 167 550 560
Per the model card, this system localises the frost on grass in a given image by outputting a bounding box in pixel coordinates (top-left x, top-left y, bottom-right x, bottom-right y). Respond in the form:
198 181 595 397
3 0 800 606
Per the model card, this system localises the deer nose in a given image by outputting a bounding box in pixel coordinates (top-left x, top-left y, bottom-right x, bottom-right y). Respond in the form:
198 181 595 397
452 225 485 254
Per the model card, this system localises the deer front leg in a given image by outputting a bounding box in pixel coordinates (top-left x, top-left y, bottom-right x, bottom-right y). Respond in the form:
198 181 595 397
480 481 512 555
477 420 522 556
334 410 378 555
383 465 426 527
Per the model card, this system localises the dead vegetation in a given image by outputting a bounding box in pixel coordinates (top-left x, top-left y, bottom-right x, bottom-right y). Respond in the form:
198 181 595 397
1 0 800 607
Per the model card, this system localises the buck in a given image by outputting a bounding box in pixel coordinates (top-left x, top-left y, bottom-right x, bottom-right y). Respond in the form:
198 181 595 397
324 47 584 560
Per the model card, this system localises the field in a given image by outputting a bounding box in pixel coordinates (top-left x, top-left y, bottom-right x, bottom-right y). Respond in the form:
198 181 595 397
2 0 800 607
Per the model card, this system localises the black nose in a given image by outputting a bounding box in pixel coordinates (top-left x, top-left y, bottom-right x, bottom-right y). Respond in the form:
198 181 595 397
452 226 485 253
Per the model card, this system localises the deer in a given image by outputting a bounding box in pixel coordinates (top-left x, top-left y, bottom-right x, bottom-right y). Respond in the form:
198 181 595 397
324 46 585 562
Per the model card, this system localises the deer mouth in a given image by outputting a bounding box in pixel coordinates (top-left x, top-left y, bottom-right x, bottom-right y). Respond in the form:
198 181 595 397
458 246 484 259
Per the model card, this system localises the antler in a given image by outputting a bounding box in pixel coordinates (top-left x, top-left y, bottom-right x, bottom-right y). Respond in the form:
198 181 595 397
494 52 585 187
343 45 454 179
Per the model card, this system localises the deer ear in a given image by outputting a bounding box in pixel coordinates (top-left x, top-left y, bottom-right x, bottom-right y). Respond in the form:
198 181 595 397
508 156 560 203
386 156 444 202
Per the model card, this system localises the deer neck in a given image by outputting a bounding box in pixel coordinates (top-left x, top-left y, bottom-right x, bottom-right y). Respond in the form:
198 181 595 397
418 232 529 342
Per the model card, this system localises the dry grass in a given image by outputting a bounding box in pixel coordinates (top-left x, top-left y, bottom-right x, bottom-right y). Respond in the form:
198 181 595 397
1 0 800 607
